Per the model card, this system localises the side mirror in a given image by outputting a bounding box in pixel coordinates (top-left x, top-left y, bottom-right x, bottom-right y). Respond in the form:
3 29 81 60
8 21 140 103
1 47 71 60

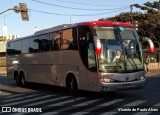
142 37 155 53
95 39 102 54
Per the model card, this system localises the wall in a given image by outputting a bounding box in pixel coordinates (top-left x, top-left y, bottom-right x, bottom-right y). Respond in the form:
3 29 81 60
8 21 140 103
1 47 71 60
148 62 160 70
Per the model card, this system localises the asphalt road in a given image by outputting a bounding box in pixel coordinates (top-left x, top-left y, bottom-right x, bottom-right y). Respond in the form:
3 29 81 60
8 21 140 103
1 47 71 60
0 74 160 115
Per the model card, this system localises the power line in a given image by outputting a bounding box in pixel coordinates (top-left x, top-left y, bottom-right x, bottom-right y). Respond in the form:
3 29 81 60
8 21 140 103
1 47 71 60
31 0 129 11
52 0 128 7
30 7 129 16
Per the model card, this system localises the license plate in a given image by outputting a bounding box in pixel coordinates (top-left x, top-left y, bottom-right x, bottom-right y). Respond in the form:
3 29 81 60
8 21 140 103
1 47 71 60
123 84 132 88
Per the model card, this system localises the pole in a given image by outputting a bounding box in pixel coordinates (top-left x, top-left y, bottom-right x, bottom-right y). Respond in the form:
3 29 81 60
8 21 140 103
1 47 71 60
158 0 160 11
70 16 72 24
130 5 133 24
0 8 14 15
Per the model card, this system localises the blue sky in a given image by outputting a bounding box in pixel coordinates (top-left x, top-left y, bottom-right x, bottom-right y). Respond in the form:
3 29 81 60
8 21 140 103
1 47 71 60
0 0 156 37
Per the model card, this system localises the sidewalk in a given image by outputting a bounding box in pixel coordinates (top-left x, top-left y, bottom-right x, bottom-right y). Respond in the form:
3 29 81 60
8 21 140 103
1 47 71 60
0 72 6 77
145 69 160 77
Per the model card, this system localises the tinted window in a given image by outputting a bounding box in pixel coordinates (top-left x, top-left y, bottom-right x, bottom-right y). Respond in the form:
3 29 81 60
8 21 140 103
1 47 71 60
62 29 72 50
15 40 21 54
7 42 15 55
64 27 78 50
78 26 96 71
51 32 61 50
29 37 39 53
39 34 50 51
22 38 29 53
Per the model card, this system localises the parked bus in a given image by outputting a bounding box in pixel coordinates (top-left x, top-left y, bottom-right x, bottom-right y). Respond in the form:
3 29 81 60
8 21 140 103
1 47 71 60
6 21 152 92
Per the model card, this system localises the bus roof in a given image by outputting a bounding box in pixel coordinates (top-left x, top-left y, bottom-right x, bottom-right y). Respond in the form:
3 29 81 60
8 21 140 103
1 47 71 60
34 24 74 36
77 21 134 27
34 21 134 35
8 21 134 42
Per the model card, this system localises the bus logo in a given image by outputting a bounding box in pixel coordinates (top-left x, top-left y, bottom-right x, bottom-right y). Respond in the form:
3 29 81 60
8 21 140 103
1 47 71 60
126 77 129 81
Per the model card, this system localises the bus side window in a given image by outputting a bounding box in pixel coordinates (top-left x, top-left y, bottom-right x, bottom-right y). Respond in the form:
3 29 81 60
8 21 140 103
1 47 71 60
62 29 71 50
51 32 61 50
62 28 78 50
38 34 50 52
22 38 29 53
29 36 39 53
15 40 22 54
67 27 78 50
7 42 15 55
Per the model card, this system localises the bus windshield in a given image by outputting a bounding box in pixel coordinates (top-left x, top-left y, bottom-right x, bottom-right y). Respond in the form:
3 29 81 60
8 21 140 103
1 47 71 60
94 26 143 73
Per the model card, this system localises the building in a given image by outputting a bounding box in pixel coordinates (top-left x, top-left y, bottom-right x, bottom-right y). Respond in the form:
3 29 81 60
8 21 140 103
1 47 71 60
0 35 20 53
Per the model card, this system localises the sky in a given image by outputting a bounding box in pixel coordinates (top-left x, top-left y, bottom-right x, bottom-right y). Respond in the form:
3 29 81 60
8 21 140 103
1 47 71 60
0 0 157 37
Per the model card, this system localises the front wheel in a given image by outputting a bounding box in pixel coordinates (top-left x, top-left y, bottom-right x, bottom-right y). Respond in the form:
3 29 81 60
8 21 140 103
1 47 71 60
67 77 78 94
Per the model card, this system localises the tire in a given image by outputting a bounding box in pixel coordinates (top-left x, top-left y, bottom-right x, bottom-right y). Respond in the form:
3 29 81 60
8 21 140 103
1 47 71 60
15 73 26 87
15 74 21 86
68 77 78 94
21 73 26 86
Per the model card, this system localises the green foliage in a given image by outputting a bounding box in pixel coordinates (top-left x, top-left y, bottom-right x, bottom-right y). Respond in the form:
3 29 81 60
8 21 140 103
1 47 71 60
99 0 160 48
144 1 159 10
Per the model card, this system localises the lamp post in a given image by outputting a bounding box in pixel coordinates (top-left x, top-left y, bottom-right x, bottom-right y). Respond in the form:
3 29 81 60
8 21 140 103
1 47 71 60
0 3 29 21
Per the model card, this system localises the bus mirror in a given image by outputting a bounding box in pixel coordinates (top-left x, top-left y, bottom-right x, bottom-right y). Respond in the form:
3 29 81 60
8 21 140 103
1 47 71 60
95 39 102 54
142 37 155 53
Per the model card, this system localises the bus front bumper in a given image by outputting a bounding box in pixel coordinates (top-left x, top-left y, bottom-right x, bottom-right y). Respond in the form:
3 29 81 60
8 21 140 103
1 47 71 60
100 80 145 92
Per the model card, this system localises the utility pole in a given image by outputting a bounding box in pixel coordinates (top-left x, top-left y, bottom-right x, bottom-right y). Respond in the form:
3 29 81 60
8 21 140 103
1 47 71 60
3 15 7 37
70 16 72 24
2 15 7 42
158 0 160 13
130 5 133 24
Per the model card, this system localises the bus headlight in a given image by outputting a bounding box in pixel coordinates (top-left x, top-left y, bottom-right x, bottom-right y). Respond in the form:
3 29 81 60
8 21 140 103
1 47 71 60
100 78 114 83
140 76 145 80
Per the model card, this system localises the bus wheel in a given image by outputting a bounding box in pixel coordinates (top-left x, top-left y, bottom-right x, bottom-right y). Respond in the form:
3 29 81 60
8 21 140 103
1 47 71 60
67 76 78 94
20 72 26 87
15 74 21 86
16 72 26 87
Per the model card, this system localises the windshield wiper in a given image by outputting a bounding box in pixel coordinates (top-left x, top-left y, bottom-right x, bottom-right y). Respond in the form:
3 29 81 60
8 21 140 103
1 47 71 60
130 57 140 71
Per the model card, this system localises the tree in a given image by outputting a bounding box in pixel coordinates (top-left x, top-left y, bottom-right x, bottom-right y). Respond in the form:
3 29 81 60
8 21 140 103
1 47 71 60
99 1 160 48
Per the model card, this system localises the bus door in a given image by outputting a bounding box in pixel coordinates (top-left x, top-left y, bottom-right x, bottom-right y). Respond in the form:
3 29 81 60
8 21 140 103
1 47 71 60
88 42 99 91
78 26 98 91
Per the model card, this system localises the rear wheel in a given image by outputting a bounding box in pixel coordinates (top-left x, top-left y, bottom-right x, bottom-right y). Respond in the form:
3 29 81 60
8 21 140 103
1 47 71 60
15 74 21 86
15 72 26 86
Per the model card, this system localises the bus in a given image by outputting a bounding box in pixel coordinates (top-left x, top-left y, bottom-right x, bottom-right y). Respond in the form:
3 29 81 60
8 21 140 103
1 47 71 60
6 21 152 92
